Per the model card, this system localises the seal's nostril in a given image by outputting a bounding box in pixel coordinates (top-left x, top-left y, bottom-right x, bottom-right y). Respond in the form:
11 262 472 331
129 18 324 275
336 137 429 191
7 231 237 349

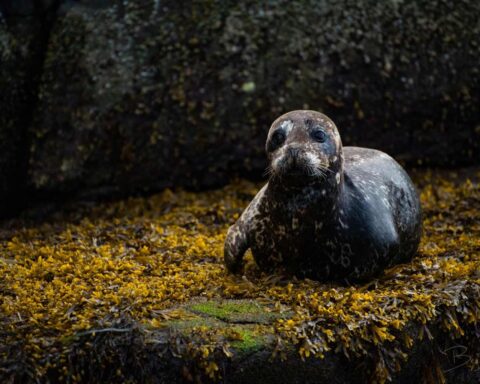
288 147 301 157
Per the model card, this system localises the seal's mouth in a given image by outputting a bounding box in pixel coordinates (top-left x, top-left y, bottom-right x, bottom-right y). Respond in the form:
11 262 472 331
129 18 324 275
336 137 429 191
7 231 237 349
282 163 310 177
274 157 320 184
269 146 333 186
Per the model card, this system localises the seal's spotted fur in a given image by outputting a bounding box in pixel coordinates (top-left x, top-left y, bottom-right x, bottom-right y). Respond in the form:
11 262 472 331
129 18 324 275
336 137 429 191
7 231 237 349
224 110 422 281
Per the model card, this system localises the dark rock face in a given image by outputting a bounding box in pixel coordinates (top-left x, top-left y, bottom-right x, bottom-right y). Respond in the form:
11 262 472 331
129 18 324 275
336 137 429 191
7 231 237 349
29 1 267 196
0 1 56 216
28 0 480 198
1 0 479 213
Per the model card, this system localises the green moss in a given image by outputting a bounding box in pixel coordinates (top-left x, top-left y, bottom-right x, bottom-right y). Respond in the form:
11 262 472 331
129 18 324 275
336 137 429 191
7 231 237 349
189 300 278 324
165 317 223 332
229 328 266 353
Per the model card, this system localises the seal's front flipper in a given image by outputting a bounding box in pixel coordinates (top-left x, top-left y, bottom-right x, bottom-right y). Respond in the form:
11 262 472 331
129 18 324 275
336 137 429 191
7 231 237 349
224 224 249 274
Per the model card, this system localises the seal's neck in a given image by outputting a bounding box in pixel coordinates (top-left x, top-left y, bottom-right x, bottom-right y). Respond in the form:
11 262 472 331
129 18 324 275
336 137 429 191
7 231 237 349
268 174 342 217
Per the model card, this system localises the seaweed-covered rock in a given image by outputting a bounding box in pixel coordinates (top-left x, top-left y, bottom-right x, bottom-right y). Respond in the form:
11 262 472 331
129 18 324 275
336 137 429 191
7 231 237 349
0 170 479 383
29 0 480 197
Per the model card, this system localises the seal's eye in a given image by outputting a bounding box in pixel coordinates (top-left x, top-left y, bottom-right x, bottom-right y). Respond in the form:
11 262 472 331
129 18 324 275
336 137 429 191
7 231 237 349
312 130 327 143
271 130 286 147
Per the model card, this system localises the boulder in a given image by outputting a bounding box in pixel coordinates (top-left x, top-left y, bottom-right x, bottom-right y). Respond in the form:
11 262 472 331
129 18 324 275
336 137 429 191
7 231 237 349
29 0 480 198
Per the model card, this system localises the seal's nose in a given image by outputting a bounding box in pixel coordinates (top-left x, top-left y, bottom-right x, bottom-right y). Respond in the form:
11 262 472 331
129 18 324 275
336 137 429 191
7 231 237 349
287 147 301 158
287 147 303 168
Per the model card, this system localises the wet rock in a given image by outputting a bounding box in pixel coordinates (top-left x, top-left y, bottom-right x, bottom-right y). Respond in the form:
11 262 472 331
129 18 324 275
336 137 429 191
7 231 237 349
28 0 480 199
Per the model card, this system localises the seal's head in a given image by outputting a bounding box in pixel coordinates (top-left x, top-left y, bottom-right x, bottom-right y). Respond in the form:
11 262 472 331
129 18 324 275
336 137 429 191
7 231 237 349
266 110 343 187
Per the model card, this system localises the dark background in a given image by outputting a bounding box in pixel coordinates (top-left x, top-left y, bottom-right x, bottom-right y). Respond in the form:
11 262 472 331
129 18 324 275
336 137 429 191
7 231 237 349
1 0 479 217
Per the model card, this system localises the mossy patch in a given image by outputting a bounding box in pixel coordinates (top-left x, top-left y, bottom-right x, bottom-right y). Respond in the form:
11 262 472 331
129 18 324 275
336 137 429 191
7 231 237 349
163 317 223 333
228 327 267 353
189 300 280 324
153 301 273 358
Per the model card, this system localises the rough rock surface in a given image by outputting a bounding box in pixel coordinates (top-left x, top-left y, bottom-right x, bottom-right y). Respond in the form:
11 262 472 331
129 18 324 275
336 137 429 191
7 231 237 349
0 2 50 216
27 0 480 199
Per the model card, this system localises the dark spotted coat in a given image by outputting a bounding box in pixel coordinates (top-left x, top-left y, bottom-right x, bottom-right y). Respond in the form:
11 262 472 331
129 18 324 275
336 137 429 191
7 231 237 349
224 110 422 282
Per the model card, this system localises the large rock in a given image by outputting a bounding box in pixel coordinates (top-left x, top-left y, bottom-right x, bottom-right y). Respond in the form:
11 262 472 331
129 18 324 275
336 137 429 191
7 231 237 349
0 1 57 217
27 0 480 197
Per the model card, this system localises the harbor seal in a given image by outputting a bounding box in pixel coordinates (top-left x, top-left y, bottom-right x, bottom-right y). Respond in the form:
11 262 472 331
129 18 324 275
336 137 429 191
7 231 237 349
224 110 422 282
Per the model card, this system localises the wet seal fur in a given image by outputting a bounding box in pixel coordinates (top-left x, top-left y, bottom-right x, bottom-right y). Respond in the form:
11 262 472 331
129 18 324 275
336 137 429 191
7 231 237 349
224 110 422 282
